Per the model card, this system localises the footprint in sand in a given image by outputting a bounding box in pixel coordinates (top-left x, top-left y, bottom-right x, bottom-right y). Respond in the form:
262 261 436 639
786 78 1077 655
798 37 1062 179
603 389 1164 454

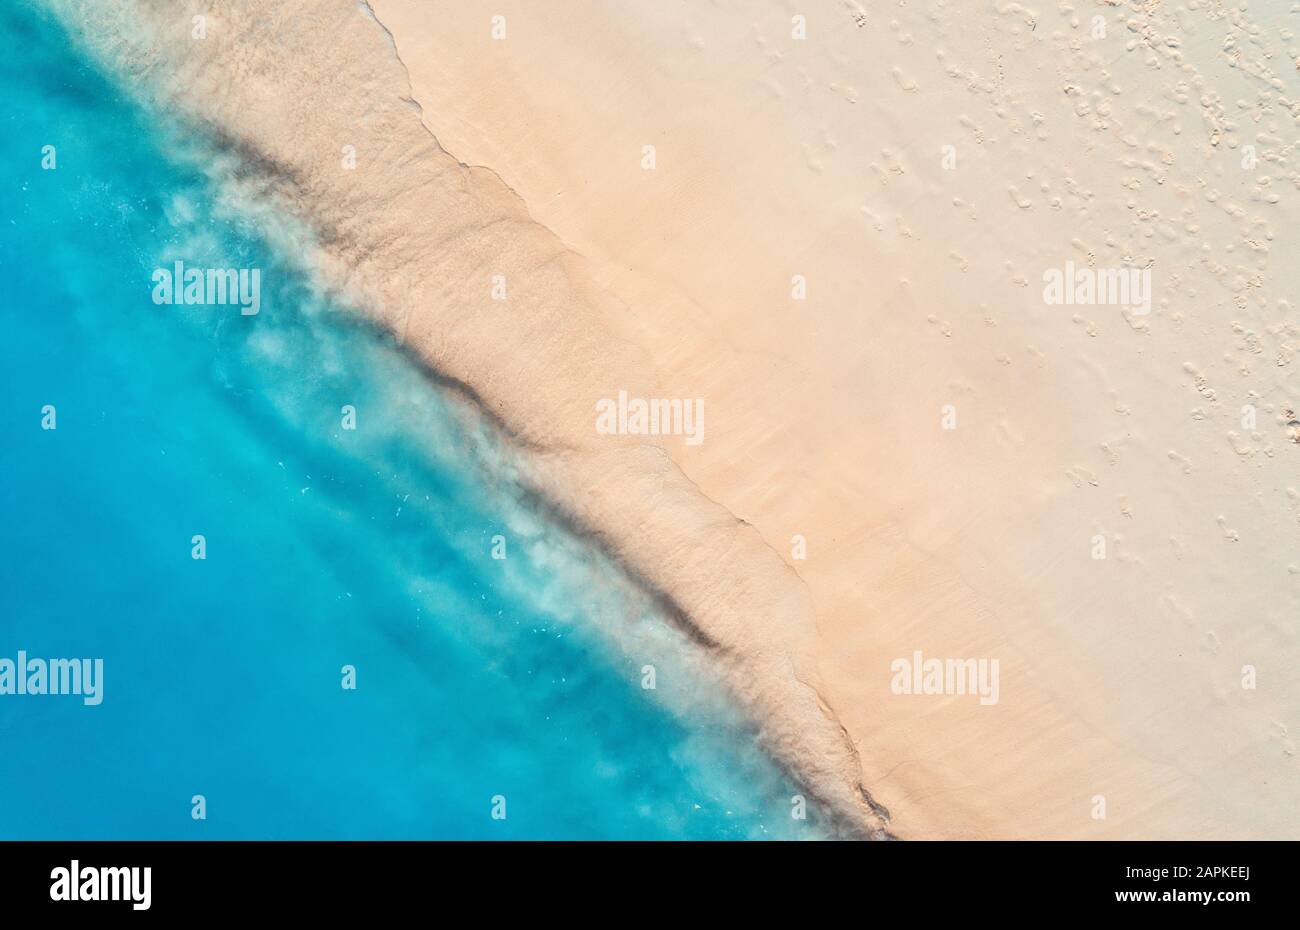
891 66 918 92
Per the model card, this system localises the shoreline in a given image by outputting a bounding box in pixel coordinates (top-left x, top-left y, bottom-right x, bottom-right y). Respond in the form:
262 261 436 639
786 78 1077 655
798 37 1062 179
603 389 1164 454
47 0 1300 839
47 0 890 836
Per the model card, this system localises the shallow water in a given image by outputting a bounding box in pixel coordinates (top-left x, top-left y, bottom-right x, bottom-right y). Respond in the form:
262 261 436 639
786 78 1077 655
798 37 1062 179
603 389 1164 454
0 2 821 839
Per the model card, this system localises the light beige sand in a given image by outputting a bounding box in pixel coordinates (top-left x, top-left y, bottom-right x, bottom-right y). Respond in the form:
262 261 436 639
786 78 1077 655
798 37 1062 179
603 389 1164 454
58 0 1300 837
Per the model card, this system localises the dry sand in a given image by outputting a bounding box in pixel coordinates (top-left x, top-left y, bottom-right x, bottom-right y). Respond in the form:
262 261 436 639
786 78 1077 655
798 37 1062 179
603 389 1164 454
56 0 1300 837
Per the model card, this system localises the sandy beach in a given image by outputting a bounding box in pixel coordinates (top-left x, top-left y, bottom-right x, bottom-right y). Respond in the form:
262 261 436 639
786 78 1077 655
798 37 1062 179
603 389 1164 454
53 0 1300 838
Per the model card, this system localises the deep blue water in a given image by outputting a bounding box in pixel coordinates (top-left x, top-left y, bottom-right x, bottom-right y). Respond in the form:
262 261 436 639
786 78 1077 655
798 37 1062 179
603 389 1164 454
0 2 818 839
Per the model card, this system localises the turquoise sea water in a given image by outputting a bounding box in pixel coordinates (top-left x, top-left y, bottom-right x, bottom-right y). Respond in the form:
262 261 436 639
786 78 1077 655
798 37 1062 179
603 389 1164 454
0 3 819 839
